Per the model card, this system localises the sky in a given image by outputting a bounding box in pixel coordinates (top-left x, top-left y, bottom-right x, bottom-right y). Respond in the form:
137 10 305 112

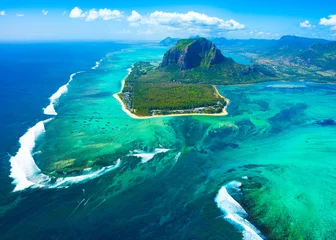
0 0 336 41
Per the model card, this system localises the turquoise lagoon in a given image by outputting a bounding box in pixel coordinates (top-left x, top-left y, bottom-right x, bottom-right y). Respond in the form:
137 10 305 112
2 44 336 240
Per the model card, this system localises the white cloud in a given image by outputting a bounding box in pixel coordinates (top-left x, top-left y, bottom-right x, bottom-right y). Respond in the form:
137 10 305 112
69 7 87 18
16 13 24 17
127 11 245 32
42 10 48 16
320 14 336 26
86 9 99 21
0 10 5 16
250 31 279 39
319 14 336 31
300 20 315 29
127 10 142 26
128 10 141 22
257 31 268 35
62 11 67 16
69 7 123 21
98 8 123 20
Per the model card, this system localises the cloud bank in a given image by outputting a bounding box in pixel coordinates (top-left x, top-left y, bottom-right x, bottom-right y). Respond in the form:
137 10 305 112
300 20 314 29
69 7 123 21
127 10 245 32
320 14 336 30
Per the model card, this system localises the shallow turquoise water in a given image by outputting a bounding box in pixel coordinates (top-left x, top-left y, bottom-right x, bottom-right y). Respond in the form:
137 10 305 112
1 45 336 239
221 51 252 65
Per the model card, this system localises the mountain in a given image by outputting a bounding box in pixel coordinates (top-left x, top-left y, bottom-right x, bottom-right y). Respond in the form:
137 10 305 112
189 35 202 39
158 38 276 84
211 37 277 53
159 37 180 46
275 35 330 50
293 41 336 70
210 35 331 56
117 38 276 117
160 38 226 70
264 35 331 57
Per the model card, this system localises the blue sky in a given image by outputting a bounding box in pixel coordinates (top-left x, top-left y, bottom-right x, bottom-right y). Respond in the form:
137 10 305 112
0 0 336 41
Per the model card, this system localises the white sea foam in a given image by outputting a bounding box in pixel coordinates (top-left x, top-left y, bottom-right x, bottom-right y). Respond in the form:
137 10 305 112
43 71 83 116
215 181 264 240
9 118 121 191
10 67 124 192
50 159 121 188
129 148 170 163
91 58 104 70
9 119 52 191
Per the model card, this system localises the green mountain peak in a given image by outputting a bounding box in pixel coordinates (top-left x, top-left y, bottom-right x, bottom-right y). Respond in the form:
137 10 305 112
160 38 226 70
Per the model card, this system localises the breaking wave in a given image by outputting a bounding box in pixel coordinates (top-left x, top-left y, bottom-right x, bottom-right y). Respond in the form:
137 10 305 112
91 57 104 70
10 58 119 192
215 181 264 240
43 71 83 115
8 118 121 192
128 148 170 163
49 159 121 189
9 118 121 191
9 119 52 191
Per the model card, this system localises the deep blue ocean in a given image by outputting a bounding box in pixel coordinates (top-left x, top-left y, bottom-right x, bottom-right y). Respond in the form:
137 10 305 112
0 42 125 195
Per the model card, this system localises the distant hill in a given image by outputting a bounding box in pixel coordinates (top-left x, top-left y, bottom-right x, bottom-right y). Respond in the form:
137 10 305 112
159 37 180 46
159 35 203 47
211 35 331 55
189 35 203 39
276 35 330 50
264 35 331 57
293 41 336 70
211 37 276 53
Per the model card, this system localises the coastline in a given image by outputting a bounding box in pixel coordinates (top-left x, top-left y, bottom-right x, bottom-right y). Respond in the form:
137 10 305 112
113 67 230 120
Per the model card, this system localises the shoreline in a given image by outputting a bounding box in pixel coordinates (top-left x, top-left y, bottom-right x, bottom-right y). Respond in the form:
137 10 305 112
113 67 230 120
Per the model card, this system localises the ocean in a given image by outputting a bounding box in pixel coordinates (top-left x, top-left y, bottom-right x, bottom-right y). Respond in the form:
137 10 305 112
0 42 125 194
1 42 336 239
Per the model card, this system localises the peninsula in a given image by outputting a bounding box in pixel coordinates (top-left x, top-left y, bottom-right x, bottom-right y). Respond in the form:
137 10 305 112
115 38 276 117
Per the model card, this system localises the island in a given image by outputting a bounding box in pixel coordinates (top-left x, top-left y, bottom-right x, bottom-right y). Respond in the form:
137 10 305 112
114 38 276 118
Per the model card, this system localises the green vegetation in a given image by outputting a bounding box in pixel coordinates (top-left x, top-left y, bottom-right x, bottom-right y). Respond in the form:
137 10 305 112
118 38 279 117
211 35 336 81
174 38 195 50
132 83 225 116
295 42 336 70
119 62 226 116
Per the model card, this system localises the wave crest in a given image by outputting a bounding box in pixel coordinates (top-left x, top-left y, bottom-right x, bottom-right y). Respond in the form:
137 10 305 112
128 148 170 163
91 57 104 70
215 181 264 240
43 71 83 115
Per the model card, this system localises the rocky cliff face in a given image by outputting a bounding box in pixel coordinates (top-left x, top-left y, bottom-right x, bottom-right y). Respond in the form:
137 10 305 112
160 38 226 70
